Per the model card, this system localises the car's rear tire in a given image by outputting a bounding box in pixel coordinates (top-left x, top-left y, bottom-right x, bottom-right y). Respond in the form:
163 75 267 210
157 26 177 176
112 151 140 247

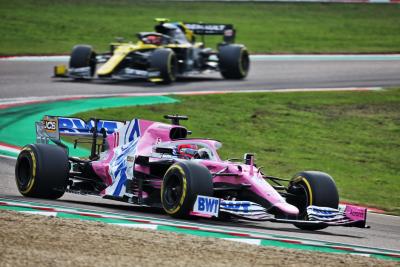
161 161 213 218
218 44 250 79
286 171 339 231
69 45 97 77
150 48 177 84
15 144 69 199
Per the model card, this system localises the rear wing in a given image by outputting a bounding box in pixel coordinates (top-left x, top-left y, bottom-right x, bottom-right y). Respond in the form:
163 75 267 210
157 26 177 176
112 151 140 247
36 116 127 159
36 115 126 143
184 23 236 44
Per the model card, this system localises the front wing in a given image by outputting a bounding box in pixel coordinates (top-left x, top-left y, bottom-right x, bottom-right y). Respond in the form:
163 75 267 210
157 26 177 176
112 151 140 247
53 64 161 82
191 196 368 228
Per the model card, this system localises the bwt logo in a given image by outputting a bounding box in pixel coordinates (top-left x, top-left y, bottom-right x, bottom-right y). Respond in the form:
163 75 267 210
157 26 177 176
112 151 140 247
194 196 220 217
197 196 219 214
58 117 122 135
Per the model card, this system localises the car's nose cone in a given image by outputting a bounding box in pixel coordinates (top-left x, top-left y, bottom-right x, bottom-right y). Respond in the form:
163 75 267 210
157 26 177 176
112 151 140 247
274 202 299 216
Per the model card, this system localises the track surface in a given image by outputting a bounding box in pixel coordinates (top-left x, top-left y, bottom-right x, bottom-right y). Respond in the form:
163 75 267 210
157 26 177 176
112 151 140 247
1 59 400 98
0 58 399 252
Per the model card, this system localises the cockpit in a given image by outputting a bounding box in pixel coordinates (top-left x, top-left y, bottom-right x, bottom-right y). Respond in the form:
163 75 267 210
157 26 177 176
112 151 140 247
152 140 221 161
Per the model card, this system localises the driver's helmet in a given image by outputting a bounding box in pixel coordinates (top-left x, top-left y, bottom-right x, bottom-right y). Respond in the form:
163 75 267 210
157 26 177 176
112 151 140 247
155 23 178 36
177 144 198 158
155 23 188 44
143 35 162 45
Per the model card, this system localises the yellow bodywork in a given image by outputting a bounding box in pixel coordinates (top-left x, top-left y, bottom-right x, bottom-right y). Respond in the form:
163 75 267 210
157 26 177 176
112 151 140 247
97 43 154 76
96 40 196 76
180 23 195 43
54 65 67 76
97 20 198 76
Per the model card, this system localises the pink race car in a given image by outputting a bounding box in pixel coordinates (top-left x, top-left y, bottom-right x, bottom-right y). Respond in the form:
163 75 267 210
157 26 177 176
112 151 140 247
15 115 368 230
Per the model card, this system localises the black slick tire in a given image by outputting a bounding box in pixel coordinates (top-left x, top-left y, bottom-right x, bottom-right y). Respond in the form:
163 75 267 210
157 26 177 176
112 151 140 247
69 45 97 77
161 161 213 218
15 144 69 199
286 171 339 231
150 48 177 84
218 44 250 79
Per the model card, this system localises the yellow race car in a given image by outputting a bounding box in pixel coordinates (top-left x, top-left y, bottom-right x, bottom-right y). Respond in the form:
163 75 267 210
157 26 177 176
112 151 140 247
54 19 250 84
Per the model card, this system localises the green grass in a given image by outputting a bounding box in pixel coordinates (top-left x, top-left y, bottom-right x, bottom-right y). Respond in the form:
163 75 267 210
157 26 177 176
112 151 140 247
73 89 400 214
1 0 399 55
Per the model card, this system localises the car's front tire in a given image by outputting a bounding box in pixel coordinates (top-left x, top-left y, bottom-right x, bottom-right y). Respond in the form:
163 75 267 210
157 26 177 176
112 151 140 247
15 144 69 199
150 48 177 84
161 161 213 218
69 45 97 77
286 171 339 231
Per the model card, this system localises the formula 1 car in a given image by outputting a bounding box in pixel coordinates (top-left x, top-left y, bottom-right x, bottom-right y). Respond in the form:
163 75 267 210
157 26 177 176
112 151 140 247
53 19 250 84
15 115 368 230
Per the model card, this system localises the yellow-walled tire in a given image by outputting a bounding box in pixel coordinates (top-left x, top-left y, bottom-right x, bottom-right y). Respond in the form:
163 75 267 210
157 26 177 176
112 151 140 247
161 161 213 218
69 45 97 77
218 44 250 79
286 171 339 231
15 144 69 199
150 48 177 84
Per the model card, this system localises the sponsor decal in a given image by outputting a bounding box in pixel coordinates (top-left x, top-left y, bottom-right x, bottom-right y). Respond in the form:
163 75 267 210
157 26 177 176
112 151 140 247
106 119 141 197
220 200 250 213
43 119 57 132
58 117 124 135
193 195 220 217
39 116 60 141
124 68 147 76
68 66 91 77
185 23 231 35
345 205 367 221
189 24 224 31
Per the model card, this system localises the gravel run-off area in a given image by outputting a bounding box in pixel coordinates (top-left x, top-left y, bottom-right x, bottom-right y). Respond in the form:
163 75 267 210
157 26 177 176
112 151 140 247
0 210 398 267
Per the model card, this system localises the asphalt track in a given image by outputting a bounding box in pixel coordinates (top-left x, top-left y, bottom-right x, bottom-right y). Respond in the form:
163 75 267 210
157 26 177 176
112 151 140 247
0 57 399 255
1 58 400 98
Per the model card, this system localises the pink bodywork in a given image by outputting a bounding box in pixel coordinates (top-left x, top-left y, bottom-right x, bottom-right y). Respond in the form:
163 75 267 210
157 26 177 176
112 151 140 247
344 205 367 222
91 119 300 216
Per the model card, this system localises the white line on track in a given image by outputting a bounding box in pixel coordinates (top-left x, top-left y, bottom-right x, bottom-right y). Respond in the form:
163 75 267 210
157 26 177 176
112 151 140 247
1 54 400 62
251 54 400 61
0 154 17 160
0 56 69 62
0 144 20 154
